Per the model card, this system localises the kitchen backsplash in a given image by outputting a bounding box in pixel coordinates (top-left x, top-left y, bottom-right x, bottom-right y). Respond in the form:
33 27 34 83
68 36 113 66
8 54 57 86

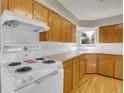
0 42 123 64
40 41 77 56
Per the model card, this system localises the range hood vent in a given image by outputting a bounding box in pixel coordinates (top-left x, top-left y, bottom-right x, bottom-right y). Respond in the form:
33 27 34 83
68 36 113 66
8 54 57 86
1 10 49 32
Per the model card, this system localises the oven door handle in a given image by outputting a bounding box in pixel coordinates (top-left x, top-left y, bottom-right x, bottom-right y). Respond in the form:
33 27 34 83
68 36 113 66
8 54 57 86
35 71 58 85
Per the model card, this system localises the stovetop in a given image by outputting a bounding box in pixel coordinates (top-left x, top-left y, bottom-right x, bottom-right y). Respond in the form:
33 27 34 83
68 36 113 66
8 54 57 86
1 57 63 90
16 66 32 73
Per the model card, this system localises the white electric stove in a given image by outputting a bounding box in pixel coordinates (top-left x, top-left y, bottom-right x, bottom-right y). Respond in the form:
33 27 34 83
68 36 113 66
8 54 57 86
1 58 63 93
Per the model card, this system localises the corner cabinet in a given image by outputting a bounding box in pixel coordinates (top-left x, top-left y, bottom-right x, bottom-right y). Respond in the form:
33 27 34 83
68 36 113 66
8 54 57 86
99 24 123 43
85 54 97 73
8 0 33 18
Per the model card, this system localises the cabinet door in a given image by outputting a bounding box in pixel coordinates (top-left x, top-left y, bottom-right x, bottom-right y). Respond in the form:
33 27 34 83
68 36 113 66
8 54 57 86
70 24 76 43
99 25 114 43
73 57 80 88
114 55 123 79
64 60 73 93
85 54 96 73
113 24 123 43
1 0 9 14
34 2 49 41
80 55 85 78
9 0 33 17
62 19 71 42
98 55 114 77
48 11 63 41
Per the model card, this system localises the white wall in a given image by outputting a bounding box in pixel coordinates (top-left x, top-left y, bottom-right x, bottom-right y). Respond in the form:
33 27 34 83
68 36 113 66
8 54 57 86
79 15 123 27
40 41 77 56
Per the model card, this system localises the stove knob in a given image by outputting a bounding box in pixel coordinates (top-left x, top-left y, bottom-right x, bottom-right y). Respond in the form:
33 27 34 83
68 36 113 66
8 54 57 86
29 76 34 81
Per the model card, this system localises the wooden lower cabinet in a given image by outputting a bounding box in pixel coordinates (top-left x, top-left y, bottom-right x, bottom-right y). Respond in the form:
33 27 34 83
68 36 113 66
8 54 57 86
73 57 80 88
63 54 123 93
113 55 123 79
64 60 73 93
98 54 114 77
85 54 97 73
79 55 85 78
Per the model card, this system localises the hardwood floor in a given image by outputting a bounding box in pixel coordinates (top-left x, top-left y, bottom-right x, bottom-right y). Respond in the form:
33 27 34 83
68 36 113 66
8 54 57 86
74 74 123 93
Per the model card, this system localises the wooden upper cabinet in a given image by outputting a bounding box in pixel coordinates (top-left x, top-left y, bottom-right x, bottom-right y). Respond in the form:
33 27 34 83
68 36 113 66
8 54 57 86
34 2 48 23
9 0 33 18
62 19 71 42
99 24 123 43
113 24 123 42
70 24 76 43
48 11 63 41
1 0 9 14
113 55 123 79
34 2 49 41
99 25 113 43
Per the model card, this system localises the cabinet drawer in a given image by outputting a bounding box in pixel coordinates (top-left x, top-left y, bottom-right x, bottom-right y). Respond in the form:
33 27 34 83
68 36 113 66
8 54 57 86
64 60 73 68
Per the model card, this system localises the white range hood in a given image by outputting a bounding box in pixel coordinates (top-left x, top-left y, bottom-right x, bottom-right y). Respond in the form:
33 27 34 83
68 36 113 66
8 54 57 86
0 10 49 53
1 10 49 32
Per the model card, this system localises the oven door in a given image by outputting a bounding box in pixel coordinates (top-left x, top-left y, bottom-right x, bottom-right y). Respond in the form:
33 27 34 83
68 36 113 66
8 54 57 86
15 69 63 93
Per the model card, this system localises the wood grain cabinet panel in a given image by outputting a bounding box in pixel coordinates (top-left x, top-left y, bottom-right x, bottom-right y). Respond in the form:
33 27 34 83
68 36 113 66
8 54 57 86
62 19 71 42
34 2 49 41
1 0 9 14
99 24 123 43
64 60 73 93
79 55 85 78
85 54 97 73
113 55 123 79
9 0 33 17
98 55 114 77
73 57 80 88
70 24 76 43
113 24 123 42
48 11 63 41
99 25 114 43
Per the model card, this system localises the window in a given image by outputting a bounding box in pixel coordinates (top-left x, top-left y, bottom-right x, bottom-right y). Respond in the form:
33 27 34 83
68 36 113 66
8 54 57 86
78 27 97 45
81 31 95 44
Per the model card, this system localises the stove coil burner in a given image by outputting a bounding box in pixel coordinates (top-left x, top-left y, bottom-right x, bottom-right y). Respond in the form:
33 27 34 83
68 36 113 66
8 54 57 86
42 60 55 64
16 67 32 73
36 58 45 60
8 62 21 66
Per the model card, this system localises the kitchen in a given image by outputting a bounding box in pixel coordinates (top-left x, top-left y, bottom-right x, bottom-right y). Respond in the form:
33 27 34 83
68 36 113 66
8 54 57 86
0 0 123 93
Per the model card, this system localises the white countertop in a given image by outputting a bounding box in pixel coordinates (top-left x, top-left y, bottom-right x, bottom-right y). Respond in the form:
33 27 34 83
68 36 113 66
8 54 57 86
43 50 123 62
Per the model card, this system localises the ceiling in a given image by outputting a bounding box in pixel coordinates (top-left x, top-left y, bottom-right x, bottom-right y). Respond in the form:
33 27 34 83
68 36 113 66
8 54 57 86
57 0 123 20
